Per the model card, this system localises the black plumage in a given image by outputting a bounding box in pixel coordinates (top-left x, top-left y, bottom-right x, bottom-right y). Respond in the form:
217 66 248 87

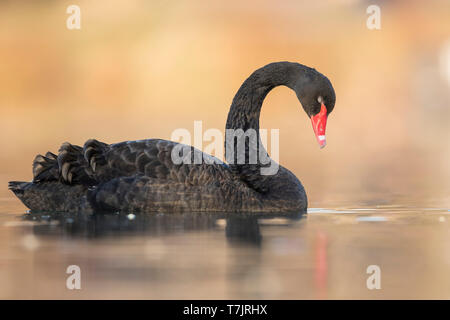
9 61 336 214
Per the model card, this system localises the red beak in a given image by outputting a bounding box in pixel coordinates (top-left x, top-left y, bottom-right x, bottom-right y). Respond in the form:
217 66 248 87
311 103 327 148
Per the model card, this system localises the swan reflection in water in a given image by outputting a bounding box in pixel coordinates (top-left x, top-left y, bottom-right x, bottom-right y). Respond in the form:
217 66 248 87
22 210 306 246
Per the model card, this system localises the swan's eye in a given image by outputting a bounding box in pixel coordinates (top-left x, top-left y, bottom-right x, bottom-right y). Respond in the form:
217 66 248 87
317 96 324 104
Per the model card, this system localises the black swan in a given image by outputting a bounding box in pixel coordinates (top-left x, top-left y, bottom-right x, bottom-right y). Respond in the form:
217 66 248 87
9 62 335 213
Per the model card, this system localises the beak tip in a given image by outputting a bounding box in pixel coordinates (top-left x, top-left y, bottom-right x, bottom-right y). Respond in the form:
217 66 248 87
317 135 326 149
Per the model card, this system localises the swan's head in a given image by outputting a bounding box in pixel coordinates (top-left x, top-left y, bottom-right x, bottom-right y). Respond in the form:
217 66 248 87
292 67 336 149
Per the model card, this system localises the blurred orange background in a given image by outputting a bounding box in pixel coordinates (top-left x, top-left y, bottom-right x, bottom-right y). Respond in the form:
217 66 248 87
0 0 449 208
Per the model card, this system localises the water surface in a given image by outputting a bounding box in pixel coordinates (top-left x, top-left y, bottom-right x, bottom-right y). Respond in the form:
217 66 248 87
0 195 448 299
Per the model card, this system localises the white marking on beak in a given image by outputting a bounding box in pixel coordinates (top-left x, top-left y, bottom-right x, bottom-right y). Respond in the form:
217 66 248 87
318 135 326 141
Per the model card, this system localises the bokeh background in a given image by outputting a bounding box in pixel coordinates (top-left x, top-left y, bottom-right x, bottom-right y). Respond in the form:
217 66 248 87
0 0 449 207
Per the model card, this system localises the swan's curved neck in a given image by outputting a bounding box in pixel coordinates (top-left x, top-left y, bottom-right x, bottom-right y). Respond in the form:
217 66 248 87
224 62 309 191
225 62 305 132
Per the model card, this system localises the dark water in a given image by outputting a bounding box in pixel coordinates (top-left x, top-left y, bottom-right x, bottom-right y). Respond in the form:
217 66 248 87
0 195 449 299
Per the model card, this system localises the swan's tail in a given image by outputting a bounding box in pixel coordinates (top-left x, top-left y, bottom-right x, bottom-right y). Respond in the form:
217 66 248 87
8 180 92 213
8 140 104 213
